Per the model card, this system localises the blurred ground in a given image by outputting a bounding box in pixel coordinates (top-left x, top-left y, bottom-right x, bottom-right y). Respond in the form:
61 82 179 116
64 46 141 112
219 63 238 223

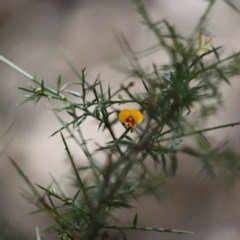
0 0 240 239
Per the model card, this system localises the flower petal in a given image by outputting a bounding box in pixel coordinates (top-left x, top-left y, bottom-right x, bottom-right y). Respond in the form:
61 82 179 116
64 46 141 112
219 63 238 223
118 109 131 123
131 110 143 124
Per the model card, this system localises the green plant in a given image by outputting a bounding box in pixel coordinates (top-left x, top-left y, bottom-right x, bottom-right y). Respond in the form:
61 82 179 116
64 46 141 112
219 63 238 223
1 0 240 239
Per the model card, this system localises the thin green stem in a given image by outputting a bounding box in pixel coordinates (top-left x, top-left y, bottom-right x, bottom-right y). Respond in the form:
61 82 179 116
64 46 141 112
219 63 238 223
0 55 33 79
102 225 194 235
0 55 66 100
159 120 240 142
60 132 92 209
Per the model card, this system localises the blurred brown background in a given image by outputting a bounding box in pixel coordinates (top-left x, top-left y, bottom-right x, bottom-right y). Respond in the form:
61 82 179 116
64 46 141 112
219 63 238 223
0 0 240 239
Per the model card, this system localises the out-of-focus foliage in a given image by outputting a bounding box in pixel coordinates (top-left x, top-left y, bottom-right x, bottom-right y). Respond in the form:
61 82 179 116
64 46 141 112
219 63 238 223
1 0 240 239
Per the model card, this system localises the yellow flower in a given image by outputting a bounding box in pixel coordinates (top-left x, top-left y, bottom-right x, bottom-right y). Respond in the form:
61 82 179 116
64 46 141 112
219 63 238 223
196 32 214 53
118 109 143 128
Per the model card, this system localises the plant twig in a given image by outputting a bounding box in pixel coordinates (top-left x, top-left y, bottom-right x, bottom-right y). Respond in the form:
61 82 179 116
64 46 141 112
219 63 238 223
102 225 194 235
159 120 240 142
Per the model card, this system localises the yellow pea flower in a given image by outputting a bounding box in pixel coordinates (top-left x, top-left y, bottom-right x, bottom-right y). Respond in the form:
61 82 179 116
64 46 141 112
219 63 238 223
118 109 143 128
